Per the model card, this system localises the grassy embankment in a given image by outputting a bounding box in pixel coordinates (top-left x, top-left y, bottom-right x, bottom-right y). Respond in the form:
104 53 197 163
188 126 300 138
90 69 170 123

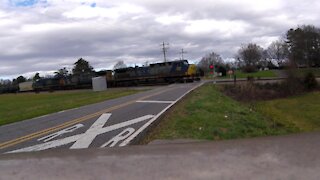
143 84 319 143
256 92 320 131
0 89 143 126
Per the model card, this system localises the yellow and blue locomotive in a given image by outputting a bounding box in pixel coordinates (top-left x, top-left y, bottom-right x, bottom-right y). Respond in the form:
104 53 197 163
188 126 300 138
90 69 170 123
112 60 199 86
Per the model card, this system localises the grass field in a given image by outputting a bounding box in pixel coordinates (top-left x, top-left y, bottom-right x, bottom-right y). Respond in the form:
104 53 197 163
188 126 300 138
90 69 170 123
294 68 320 77
0 89 143 126
142 84 298 144
256 92 320 131
212 70 277 80
211 68 320 80
234 70 277 78
233 68 320 78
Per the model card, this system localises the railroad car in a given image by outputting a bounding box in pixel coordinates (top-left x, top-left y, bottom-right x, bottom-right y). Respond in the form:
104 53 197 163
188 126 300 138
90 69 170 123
33 77 78 91
18 81 34 92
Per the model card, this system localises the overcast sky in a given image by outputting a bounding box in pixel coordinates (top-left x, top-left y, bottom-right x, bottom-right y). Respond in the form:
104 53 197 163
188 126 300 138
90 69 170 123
0 0 320 79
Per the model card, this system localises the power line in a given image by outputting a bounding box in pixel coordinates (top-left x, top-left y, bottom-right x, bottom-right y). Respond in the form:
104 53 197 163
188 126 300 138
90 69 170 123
161 42 169 62
179 48 187 60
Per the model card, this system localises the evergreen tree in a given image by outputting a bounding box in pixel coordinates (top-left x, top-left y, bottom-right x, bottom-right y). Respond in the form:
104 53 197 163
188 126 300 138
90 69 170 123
72 58 94 75
286 25 320 67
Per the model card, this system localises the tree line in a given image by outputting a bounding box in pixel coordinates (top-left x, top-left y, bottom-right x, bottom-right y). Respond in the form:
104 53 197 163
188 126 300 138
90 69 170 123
198 24 320 74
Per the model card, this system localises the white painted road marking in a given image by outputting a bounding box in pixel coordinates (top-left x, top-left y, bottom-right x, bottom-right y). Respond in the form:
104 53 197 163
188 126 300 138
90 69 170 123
101 128 135 148
136 100 175 104
70 114 111 149
37 124 84 142
7 114 154 153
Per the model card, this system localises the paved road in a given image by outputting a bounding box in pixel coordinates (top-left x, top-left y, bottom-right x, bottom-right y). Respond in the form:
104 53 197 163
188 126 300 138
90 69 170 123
0 82 203 154
1 132 319 180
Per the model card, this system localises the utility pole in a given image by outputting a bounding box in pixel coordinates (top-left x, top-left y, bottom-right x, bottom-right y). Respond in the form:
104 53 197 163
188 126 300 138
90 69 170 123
161 42 169 62
179 48 187 60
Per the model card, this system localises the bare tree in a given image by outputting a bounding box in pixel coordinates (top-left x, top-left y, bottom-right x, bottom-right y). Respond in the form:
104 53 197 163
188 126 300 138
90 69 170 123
113 60 127 70
267 40 289 67
237 43 263 72
198 52 224 74
143 61 150 67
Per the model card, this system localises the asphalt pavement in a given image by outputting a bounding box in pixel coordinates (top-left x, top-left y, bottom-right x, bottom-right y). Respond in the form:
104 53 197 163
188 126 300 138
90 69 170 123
0 82 203 154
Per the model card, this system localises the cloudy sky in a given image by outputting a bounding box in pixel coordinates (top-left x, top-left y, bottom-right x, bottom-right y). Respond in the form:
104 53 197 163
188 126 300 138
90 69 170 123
0 0 320 79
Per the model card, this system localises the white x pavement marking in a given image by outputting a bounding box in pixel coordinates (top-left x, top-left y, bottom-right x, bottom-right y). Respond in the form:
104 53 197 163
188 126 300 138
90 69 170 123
7 113 154 153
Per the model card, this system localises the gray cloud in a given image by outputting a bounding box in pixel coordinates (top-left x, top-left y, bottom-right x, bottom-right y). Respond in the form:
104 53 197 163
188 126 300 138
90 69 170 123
0 0 320 78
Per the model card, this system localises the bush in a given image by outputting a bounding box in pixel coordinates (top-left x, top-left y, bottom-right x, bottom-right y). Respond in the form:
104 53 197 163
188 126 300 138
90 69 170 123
247 76 255 81
242 66 257 73
217 66 227 76
221 77 305 102
304 72 318 90
221 70 318 102
282 75 304 96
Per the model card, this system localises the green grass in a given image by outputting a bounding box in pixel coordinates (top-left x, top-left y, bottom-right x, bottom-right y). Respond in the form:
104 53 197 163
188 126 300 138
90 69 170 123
293 68 320 77
233 68 320 78
234 70 277 78
212 68 320 79
0 89 143 126
204 70 277 80
142 84 296 143
256 92 320 131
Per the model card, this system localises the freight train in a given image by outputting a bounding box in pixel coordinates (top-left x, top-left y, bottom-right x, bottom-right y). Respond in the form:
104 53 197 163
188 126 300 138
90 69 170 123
19 60 200 92
108 60 199 86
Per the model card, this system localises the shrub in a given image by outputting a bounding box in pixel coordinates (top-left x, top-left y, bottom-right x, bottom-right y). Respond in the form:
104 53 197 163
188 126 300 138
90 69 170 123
282 75 304 96
247 76 255 81
242 66 257 73
304 72 318 90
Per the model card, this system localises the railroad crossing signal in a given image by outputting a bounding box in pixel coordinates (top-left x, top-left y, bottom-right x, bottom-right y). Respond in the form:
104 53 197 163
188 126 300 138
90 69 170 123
209 65 214 75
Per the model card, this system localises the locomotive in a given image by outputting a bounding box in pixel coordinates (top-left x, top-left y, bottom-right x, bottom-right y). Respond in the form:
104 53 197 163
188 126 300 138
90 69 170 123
109 60 200 86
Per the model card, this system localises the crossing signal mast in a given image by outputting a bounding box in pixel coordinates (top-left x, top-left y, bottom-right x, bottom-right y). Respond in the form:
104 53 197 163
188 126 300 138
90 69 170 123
179 48 187 60
161 42 169 62
209 64 214 74
209 64 216 83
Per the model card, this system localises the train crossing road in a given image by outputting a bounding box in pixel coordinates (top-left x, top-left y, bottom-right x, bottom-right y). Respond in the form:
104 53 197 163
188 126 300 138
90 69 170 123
0 82 203 154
